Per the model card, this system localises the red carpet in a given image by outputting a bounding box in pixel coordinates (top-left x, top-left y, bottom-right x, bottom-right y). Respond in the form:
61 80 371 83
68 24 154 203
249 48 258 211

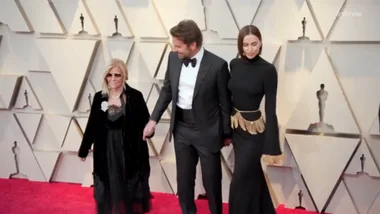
0 178 319 214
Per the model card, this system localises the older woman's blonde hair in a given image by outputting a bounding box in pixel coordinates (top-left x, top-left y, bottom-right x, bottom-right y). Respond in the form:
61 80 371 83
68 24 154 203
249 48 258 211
101 58 128 95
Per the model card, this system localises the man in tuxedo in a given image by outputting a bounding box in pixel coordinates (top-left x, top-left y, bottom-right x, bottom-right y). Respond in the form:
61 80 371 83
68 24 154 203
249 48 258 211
143 19 232 214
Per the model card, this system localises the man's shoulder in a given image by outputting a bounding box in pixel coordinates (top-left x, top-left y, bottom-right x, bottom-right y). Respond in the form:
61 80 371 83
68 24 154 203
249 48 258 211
204 49 227 65
168 51 178 60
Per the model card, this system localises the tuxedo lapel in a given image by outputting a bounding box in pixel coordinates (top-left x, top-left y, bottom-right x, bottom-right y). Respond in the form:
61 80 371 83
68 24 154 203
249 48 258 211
193 50 211 99
171 56 183 102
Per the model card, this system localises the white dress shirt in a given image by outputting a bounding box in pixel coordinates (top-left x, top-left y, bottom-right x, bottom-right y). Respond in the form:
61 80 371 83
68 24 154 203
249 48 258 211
176 47 205 110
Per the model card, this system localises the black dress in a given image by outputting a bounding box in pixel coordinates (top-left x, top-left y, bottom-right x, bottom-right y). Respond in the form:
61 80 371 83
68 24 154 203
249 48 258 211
96 97 151 214
228 56 281 214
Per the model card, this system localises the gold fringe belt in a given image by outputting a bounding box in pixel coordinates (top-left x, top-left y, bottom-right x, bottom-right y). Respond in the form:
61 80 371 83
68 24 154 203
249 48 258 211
231 108 265 135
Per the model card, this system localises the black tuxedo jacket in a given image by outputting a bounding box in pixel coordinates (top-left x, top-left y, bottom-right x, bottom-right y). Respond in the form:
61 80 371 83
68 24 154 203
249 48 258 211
78 84 152 184
151 49 232 152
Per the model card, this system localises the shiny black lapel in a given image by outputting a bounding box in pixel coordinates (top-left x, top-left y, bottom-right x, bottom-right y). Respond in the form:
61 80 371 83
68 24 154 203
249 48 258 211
193 50 211 99
172 55 183 101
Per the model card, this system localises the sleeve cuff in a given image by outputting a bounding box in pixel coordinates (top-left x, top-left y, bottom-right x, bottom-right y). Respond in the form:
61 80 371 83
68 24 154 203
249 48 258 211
78 149 89 158
263 143 282 156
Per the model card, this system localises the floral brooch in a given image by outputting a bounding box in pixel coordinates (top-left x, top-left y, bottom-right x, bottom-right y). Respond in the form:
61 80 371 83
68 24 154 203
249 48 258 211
101 101 108 112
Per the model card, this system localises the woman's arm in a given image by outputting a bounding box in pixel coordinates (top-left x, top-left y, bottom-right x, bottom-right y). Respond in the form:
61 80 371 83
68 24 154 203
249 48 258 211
78 92 100 158
263 65 281 156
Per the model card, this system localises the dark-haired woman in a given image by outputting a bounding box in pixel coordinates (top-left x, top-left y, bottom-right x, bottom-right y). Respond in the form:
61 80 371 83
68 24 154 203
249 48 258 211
228 25 282 214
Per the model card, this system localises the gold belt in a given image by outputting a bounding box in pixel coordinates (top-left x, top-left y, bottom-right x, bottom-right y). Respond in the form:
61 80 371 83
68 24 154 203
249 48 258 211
231 108 265 135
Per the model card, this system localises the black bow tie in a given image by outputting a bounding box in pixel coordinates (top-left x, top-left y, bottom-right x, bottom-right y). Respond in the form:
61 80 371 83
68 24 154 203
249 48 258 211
183 58 197 67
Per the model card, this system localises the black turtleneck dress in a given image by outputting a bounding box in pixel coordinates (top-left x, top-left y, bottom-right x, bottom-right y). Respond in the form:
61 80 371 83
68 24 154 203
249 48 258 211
227 56 281 214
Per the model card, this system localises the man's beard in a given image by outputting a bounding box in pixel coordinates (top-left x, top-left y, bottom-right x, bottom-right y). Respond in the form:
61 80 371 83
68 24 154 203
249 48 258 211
178 51 192 60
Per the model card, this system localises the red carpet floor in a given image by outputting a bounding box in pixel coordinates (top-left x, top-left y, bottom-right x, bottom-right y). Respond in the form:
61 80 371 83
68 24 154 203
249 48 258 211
0 178 319 214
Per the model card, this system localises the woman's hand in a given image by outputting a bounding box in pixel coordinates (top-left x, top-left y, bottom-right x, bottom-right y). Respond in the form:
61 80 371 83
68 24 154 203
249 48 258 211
262 154 283 165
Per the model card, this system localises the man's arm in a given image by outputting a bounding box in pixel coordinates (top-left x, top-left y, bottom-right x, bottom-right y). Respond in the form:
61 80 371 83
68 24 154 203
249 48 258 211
217 60 232 139
150 52 173 123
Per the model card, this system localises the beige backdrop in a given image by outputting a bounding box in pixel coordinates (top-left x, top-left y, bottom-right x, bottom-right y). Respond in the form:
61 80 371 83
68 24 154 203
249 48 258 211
1 0 380 213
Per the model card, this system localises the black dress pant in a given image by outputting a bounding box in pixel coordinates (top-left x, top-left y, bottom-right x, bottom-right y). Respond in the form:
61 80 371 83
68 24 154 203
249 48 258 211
173 107 222 214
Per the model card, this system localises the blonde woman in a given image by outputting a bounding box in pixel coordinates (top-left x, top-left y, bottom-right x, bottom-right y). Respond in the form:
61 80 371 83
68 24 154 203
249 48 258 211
78 58 154 214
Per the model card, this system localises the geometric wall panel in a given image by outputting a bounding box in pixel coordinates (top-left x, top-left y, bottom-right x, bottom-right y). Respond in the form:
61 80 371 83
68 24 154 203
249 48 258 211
286 134 359 212
253 0 321 42
138 42 167 79
149 157 173 194
32 115 71 151
19 0 64 34
33 151 61 182
280 139 298 168
127 81 153 102
35 39 99 112
8 34 50 72
75 117 88 133
159 135 175 161
154 0 206 31
0 74 20 109
221 144 233 164
284 43 324 73
325 180 358 214
0 115 45 182
160 160 177 194
149 122 169 155
286 51 359 134
330 1 380 41
120 1 167 38
208 0 238 39
367 137 380 170
14 76 42 110
86 0 132 37
14 113 42 144
308 0 345 38
202 44 237 66
51 152 93 184
27 71 71 114
0 112 12 141
0 0 30 32
146 83 170 120
51 0 98 35
88 43 106 91
106 39 134 63
278 43 324 125
227 0 261 29
261 43 281 63
328 44 380 133
62 118 82 151
76 81 96 113
370 116 380 135
155 47 171 80
225 148 234 172
344 174 380 214
345 140 380 177
266 167 316 211
368 192 380 214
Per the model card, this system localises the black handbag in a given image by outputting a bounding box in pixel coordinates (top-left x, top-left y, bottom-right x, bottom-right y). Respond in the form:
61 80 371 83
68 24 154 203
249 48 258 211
93 173 105 202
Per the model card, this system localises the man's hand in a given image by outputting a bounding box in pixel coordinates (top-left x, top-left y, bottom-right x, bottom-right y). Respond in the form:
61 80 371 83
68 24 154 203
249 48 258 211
223 138 232 147
143 120 157 140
